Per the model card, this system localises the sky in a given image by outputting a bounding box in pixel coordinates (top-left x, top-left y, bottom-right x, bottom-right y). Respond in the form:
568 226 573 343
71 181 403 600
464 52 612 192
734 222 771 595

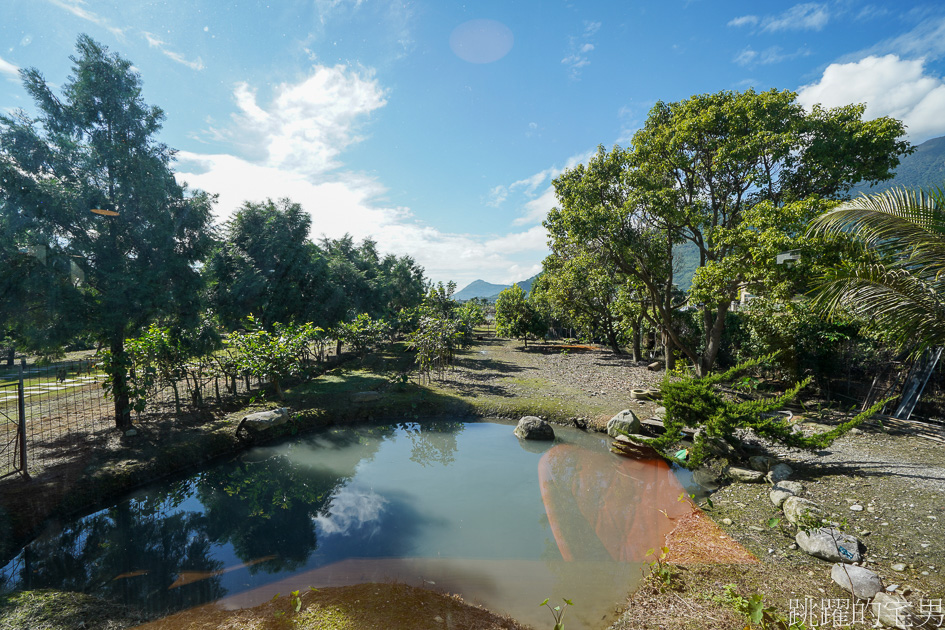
2 1 945 288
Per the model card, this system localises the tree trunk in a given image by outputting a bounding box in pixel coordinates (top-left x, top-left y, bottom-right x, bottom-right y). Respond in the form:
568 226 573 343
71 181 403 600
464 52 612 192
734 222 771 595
110 336 132 430
631 318 642 362
605 324 622 355
698 303 730 377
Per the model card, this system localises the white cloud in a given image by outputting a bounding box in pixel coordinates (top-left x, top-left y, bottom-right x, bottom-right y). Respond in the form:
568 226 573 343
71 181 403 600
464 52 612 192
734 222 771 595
728 3 828 32
142 32 205 71
513 186 558 226
177 66 552 285
728 15 759 28
857 16 945 62
486 185 508 207
0 56 19 81
797 54 945 143
562 20 601 78
734 46 810 66
45 0 126 39
223 64 387 177
762 3 829 32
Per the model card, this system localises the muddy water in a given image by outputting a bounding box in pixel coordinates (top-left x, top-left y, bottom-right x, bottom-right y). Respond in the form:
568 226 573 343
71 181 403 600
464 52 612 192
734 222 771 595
1 420 700 629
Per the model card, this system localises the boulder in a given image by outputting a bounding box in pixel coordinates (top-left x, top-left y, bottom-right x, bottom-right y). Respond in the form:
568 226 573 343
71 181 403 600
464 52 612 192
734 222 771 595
749 455 774 471
782 496 824 525
776 480 805 495
350 391 382 403
239 407 290 431
766 463 793 484
770 488 795 508
653 406 667 418
831 563 884 599
514 416 555 440
795 528 862 563
725 466 766 483
871 592 916 629
607 409 641 438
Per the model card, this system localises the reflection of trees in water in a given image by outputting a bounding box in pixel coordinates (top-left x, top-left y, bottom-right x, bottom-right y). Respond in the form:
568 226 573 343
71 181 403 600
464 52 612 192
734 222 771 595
400 421 464 467
13 496 225 616
195 426 390 574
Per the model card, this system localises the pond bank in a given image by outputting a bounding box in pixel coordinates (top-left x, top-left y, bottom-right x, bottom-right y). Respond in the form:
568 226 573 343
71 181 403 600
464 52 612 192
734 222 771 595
2 335 944 629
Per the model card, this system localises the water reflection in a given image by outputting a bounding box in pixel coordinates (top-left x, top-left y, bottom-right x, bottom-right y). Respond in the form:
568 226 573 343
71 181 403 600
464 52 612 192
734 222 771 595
1 421 696 629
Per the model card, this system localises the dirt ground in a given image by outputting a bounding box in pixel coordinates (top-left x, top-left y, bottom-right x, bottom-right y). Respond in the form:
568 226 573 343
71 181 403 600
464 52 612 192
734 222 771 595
2 335 945 629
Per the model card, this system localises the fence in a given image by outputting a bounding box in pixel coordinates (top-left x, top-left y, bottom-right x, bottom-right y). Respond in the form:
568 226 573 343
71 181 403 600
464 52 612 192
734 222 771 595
0 356 274 479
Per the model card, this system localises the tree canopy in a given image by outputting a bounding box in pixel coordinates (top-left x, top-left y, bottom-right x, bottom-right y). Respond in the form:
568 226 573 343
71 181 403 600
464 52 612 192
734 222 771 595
0 35 216 427
545 88 911 375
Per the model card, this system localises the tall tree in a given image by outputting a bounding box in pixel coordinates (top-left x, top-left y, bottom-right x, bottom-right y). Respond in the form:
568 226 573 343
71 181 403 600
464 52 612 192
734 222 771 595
0 36 215 428
547 89 910 375
205 198 328 329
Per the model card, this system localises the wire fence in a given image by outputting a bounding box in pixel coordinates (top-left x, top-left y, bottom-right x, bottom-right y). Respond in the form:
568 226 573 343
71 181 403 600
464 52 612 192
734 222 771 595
0 356 277 479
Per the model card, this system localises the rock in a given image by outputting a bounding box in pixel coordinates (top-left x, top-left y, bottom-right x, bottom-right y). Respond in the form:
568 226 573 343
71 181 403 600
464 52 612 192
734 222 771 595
124 428 138 437
851 504 864 512
782 496 824 525
721 518 733 526
749 455 774 471
350 391 382 403
647 361 662 371
766 463 793 484
653 406 667 418
891 563 907 572
795 528 863 563
831 563 884 599
697 430 737 458
239 407 290 431
607 409 641 438
776 480 805 495
513 416 555 440
871 592 916 629
725 466 766 483
770 488 795 508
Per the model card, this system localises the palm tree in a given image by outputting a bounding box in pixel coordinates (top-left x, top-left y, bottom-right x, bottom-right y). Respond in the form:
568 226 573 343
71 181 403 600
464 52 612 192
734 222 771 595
808 186 945 357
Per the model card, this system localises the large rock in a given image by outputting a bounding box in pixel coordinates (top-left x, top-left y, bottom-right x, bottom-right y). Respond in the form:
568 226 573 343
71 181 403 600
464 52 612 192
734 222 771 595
776 480 805 495
831 563 884 599
725 466 766 483
607 409 641 438
769 481 804 508
239 407 290 431
514 416 555 440
871 592 916 629
749 455 774 471
693 468 721 491
766 463 793 484
782 496 824 525
795 527 862 563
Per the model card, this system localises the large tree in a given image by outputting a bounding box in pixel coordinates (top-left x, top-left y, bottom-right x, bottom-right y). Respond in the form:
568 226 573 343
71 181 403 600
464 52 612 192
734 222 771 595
0 36 215 428
546 89 910 375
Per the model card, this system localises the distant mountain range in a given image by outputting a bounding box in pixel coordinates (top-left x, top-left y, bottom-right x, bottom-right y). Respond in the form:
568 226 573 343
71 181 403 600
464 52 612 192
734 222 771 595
851 134 945 196
454 274 540 301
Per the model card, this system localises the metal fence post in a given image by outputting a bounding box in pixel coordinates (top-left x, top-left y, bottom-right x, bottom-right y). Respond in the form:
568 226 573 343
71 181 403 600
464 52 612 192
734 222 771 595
18 364 28 479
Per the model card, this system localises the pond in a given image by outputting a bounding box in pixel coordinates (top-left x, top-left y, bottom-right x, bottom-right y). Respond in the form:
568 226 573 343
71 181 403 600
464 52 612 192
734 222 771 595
1 420 701 629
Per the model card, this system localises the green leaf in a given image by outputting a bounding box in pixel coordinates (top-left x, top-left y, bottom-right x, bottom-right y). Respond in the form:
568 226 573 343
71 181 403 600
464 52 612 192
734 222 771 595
539 598 549 607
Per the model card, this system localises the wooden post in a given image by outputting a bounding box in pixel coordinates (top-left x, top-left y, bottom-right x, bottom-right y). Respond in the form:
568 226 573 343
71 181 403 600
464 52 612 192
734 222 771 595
17 365 29 479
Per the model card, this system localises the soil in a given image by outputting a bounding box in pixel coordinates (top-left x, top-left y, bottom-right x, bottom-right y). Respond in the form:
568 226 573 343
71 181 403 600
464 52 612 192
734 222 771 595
2 334 945 629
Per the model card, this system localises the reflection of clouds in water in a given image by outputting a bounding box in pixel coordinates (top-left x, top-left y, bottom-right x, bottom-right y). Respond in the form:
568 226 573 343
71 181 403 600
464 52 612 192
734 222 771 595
314 486 387 536
450 19 513 64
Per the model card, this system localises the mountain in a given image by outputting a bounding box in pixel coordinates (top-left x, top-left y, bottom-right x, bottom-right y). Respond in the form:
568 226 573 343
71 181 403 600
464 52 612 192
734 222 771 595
851 135 945 196
454 273 541 301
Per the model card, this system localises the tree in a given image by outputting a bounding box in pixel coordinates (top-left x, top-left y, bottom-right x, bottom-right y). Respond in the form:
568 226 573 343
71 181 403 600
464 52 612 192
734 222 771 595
495 284 546 347
205 198 328 329
809 187 945 356
547 89 910 375
0 35 215 428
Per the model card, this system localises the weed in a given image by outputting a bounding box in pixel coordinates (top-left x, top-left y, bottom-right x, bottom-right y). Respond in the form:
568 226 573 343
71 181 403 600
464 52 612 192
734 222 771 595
539 597 573 630
711 584 809 629
644 546 675 589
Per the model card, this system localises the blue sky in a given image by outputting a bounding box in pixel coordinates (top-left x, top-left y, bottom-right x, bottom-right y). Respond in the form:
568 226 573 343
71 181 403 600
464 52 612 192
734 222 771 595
3 1 945 288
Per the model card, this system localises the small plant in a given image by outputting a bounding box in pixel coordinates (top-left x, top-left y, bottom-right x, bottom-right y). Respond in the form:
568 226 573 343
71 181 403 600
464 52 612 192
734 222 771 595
644 547 674 589
539 597 573 630
711 584 809 629
290 589 302 613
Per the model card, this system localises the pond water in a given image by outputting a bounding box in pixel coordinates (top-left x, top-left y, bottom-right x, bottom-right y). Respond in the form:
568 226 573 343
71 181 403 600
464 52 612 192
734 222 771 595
1 420 701 630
